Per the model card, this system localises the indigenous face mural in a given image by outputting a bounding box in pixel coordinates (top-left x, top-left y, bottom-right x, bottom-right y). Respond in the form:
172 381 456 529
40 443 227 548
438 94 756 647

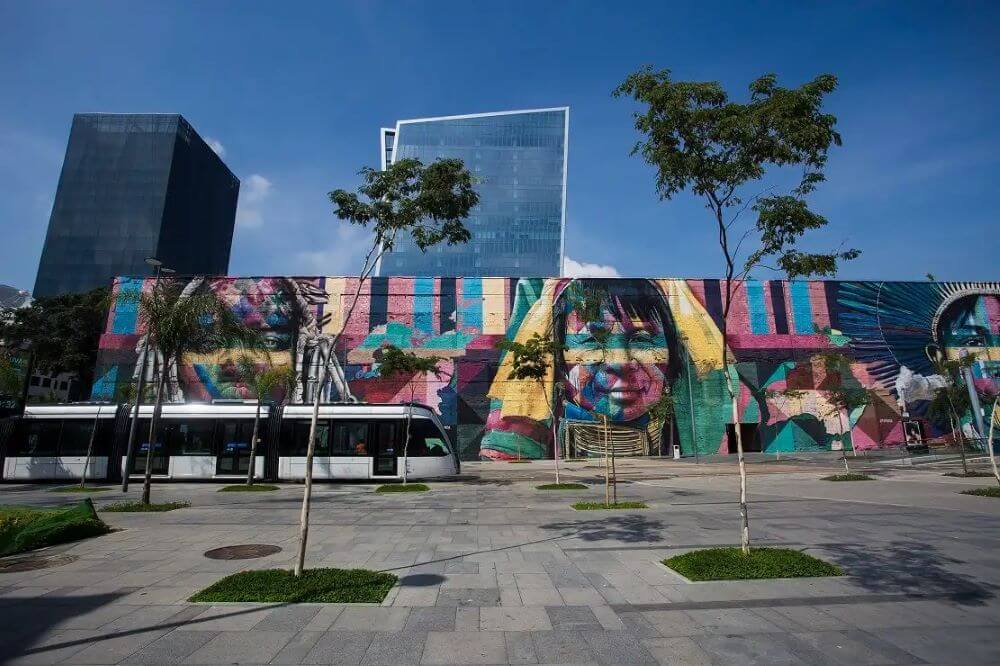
92 276 1000 461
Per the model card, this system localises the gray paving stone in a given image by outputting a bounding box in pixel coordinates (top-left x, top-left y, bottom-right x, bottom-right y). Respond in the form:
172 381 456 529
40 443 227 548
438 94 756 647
255 605 322 631
123 630 218 664
361 631 427 665
641 637 713 665
436 588 500 606
531 630 596 664
789 629 923 665
269 630 324 664
684 608 784 634
183 629 294 664
421 630 506 664
545 605 603 631
618 611 661 637
505 631 538 664
405 607 457 631
480 606 552 631
874 625 1000 664
333 607 410 632
304 631 375 664
65 627 169 664
582 629 658 665
693 632 827 665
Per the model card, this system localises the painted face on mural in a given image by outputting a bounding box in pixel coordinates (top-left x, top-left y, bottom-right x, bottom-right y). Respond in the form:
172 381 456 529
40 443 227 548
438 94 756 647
937 294 1000 391
560 288 670 422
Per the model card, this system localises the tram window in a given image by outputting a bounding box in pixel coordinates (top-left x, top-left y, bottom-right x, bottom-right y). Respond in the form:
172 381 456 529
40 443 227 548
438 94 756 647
162 420 216 455
331 422 369 456
220 421 255 455
12 421 60 455
280 421 329 456
372 420 398 454
59 420 109 456
406 420 449 457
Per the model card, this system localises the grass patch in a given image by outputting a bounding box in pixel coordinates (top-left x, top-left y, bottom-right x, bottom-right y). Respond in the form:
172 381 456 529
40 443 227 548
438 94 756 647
100 501 190 512
821 473 875 481
375 483 429 493
572 501 648 510
48 486 112 493
664 547 841 581
0 499 110 556
189 567 398 603
944 471 995 478
537 483 588 490
961 487 1000 497
218 484 279 492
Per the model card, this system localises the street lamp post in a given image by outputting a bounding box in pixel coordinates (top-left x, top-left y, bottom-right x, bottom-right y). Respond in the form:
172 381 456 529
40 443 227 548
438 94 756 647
121 258 172 493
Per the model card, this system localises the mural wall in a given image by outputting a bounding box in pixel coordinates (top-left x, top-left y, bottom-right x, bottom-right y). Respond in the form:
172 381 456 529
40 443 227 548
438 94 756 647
91 276 1000 461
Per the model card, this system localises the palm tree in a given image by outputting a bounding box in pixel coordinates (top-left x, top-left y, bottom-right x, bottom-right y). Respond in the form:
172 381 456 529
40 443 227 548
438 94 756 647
137 282 262 504
236 355 296 486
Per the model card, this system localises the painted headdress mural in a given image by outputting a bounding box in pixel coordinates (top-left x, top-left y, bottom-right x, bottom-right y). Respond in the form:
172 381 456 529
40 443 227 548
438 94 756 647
92 275 1000 461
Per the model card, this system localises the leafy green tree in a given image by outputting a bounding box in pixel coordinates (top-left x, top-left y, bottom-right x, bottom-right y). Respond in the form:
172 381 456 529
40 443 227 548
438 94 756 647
926 355 979 475
0 287 110 400
136 283 262 505
236 355 297 486
818 351 872 471
615 68 859 553
375 345 446 484
289 157 479 577
496 333 567 479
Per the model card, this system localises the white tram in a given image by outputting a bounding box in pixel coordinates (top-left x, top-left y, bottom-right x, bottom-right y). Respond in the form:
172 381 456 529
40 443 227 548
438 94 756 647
0 402 459 482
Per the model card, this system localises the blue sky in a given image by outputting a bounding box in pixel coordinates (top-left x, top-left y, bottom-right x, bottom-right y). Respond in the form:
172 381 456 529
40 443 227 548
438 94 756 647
1 1 998 290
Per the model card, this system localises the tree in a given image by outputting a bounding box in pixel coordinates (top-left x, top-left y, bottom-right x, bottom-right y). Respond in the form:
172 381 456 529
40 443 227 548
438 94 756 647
136 283 262 505
648 392 677 457
0 287 110 401
496 333 567 480
926 354 979 475
236 355 296 486
375 345 446 483
818 351 871 471
290 157 479 577
615 68 859 553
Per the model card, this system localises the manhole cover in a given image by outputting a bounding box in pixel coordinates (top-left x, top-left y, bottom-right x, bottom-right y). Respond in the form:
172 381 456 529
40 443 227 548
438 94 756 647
203 544 282 560
0 553 78 572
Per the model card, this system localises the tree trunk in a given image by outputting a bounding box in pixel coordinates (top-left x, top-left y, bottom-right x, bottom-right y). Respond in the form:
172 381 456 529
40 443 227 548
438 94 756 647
730 377 751 554
954 410 969 475
987 399 999 487
121 346 149 492
80 412 99 489
141 368 167 505
604 417 611 507
552 416 561 485
402 393 413 484
610 427 617 504
246 399 261 486
837 410 849 473
295 348 328 577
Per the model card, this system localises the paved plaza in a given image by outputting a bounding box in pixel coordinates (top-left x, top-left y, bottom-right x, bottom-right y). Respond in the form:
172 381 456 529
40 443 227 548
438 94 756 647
2 459 1000 664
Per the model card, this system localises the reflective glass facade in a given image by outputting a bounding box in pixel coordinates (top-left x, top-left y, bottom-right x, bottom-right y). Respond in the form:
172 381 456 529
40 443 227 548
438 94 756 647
33 114 239 298
378 108 567 277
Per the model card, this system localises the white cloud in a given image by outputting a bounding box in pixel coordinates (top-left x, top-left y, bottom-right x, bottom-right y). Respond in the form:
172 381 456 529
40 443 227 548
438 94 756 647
294 223 375 274
235 174 273 229
563 256 621 278
206 138 226 158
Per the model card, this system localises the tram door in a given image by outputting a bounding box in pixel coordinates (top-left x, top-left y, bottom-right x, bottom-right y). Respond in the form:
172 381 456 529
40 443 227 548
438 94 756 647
371 420 398 477
217 421 254 476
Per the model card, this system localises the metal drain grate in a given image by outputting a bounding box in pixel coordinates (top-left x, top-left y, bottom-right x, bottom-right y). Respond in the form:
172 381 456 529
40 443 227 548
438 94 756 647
203 544 282 560
0 553 78 572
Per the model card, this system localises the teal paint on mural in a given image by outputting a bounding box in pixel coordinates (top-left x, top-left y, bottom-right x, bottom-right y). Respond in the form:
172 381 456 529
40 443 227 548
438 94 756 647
422 330 475 350
359 321 413 349
790 281 814 334
414 278 434 335
112 278 143 334
746 280 770 334
91 365 118 400
461 278 483 331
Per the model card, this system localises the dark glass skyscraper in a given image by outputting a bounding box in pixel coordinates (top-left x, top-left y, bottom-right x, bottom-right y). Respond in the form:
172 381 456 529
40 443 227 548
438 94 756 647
378 108 568 277
33 113 239 298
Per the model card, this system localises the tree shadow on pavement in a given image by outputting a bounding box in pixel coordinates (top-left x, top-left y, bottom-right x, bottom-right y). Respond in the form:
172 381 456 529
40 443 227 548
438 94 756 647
824 540 995 605
537 514 667 544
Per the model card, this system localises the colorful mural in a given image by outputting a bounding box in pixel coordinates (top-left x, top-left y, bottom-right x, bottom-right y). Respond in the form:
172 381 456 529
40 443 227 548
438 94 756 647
91 276 1000 461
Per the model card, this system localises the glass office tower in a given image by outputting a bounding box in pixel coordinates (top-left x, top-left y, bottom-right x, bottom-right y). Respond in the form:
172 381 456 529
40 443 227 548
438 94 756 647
378 108 568 277
33 113 239 298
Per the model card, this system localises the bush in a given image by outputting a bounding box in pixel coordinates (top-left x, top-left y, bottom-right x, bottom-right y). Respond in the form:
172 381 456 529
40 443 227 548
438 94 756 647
101 501 190 512
961 487 1000 498
821 473 874 481
572 501 647 510
664 547 841 581
218 485 279 492
190 568 398 603
0 499 110 556
375 484 429 493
